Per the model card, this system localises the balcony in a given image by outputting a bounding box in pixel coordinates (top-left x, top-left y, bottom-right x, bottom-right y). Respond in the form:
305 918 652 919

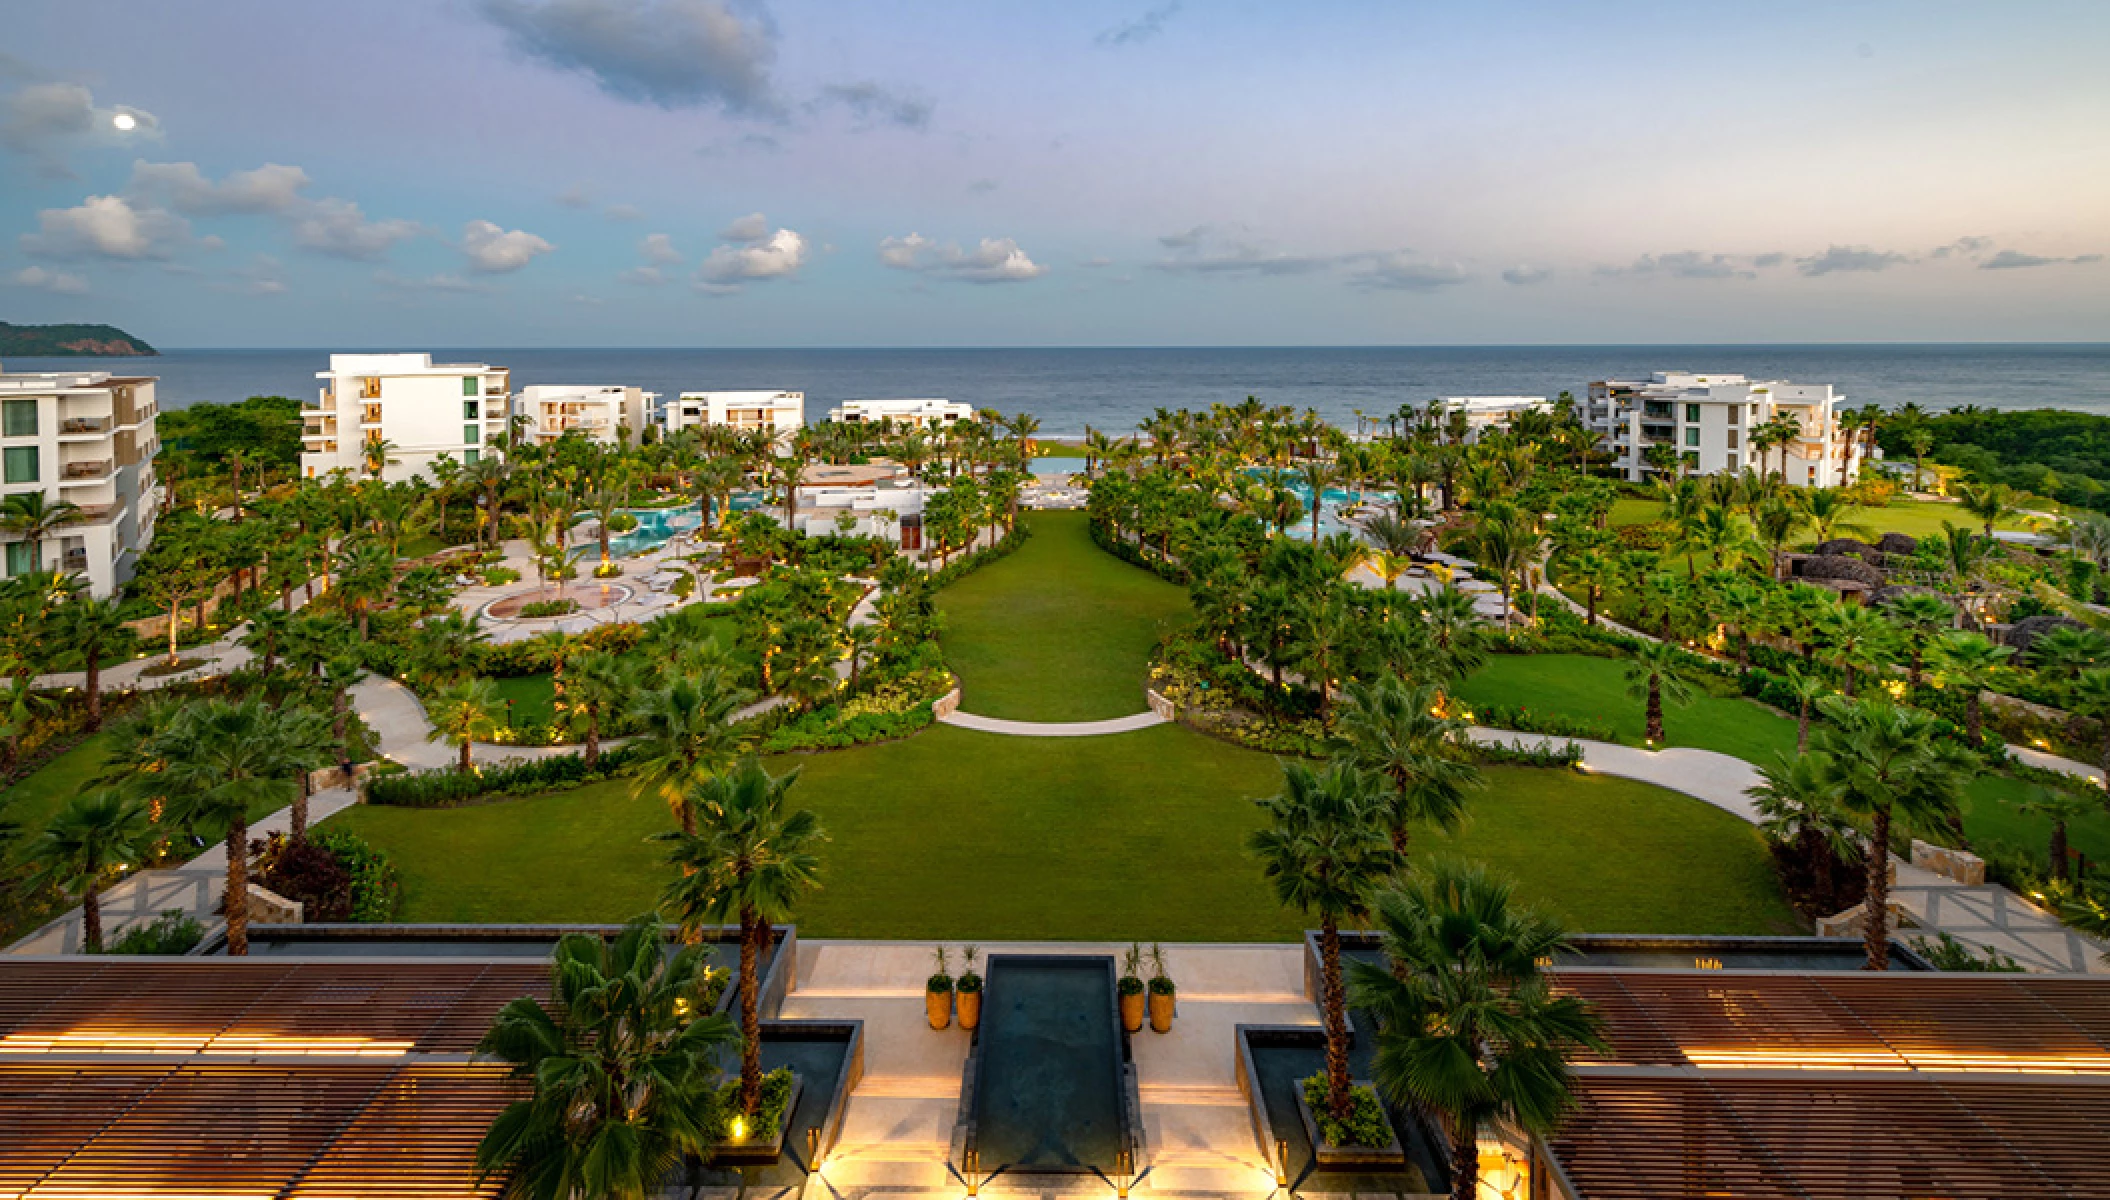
70 504 116 523
61 460 111 481
61 549 87 571
361 405 383 426
59 417 110 437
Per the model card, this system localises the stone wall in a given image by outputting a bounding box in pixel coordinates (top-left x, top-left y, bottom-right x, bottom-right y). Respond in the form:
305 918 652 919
245 883 303 926
931 687 961 719
1912 839 1987 886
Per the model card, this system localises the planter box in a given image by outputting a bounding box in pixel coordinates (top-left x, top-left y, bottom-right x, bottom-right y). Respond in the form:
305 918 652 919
713 1074 804 1165
1294 1081 1407 1170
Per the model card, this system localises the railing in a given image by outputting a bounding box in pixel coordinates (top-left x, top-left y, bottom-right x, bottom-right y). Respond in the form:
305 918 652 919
62 460 111 480
62 550 87 570
72 504 114 522
60 417 110 435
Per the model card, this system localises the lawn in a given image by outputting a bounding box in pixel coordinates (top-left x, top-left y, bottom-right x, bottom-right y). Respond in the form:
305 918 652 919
488 617 736 727
937 509 1190 721
323 723 1799 939
1459 653 1802 764
0 734 113 860
1607 493 2031 539
1960 772 2110 875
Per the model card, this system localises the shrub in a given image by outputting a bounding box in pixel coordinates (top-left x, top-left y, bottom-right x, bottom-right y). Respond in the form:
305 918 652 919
1299 1073 1392 1149
314 828 402 922
1469 738 1586 769
482 566 521 586
365 744 640 807
1910 932 2023 972
252 831 354 920
708 1066 796 1143
100 910 204 956
1468 701 1618 743
517 598 579 618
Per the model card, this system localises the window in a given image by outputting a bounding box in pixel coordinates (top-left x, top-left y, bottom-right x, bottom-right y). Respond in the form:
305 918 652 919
465 424 481 446
4 542 33 577
462 377 479 396
1726 430 1740 449
463 399 479 419
3 446 37 484
1685 403 1701 422
2 398 35 438
1727 453 1740 472
463 448 480 466
1684 427 1700 447
1727 407 1739 428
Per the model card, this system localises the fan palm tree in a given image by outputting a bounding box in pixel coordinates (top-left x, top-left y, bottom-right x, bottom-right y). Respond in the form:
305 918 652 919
1811 697 1973 969
1884 593 1955 685
2029 626 2110 681
1958 481 2017 539
48 594 131 730
1747 751 1859 913
426 677 502 774
629 671 755 835
1349 861 1605 1200
655 759 826 1117
1331 675 1480 855
1248 761 1401 1123
1929 632 2014 743
1793 488 1871 544
277 704 335 844
0 491 82 578
473 915 740 1200
152 697 300 957
1470 513 1536 629
2018 783 2100 883
2068 667 2110 775
1820 603 1898 698
1622 641 1693 743
33 790 149 953
562 649 632 768
1781 668 1829 754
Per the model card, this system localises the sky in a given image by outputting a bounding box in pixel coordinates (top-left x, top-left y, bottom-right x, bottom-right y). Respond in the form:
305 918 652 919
3 0 2108 347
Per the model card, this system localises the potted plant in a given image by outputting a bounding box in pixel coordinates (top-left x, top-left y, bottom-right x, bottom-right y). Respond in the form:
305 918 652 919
926 945 954 1030
955 945 984 1031
1147 943 1176 1033
1118 943 1147 1034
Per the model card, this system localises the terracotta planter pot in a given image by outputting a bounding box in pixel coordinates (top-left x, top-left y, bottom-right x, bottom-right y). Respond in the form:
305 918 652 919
1148 990 1175 1033
926 989 953 1030
1119 991 1146 1033
957 989 982 1031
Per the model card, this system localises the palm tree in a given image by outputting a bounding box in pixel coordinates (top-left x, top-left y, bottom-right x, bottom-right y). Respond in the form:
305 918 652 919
1331 675 1479 855
151 698 299 957
1298 461 1336 542
1793 488 1870 544
1622 642 1693 743
1885 593 1955 685
655 759 826 1117
1812 697 1973 969
1747 751 1860 914
33 790 149 953
1349 861 1605 1200
1782 668 1829 754
2018 783 2099 883
563 649 632 768
0 491 83 578
1930 632 2014 743
1470 513 1535 629
2029 626 2110 680
334 539 395 640
1821 603 1897 697
426 677 502 773
1958 481 2017 539
1248 760 1401 1124
48 594 130 730
629 672 754 835
474 915 740 1200
2069 667 2110 775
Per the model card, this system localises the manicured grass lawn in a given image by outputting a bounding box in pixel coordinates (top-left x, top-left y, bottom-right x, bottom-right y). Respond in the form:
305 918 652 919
1459 653 1802 765
398 533 473 560
324 723 1798 938
1960 772 2110 874
488 618 736 728
937 510 1190 720
0 734 112 860
1607 494 2030 539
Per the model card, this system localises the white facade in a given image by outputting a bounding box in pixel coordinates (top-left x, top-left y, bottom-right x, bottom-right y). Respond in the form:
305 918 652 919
515 384 654 447
302 353 510 483
826 398 974 429
1586 372 1856 487
1435 396 1550 442
0 364 160 597
661 390 804 448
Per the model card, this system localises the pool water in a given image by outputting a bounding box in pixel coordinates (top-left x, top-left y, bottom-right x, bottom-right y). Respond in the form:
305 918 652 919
970 956 1130 1174
1243 469 1394 541
598 503 705 557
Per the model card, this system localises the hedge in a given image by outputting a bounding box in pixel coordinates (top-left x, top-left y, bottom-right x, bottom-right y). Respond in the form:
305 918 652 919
365 743 642 807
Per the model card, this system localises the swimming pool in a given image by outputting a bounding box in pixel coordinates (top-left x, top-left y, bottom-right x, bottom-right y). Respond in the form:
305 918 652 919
964 954 1136 1176
599 503 704 557
1243 469 1394 540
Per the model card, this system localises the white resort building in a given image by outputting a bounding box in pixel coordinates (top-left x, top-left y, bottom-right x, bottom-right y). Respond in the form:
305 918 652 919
515 384 654 447
826 397 974 429
1587 371 1857 486
1434 396 1550 442
0 363 160 596
661 390 804 448
302 353 510 483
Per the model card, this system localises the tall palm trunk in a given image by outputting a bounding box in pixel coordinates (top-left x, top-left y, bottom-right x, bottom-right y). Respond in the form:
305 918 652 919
741 906 764 1114
458 739 473 774
1797 700 1812 754
2050 819 2071 883
1645 677 1664 741
1449 1112 1478 1200
293 771 311 843
224 815 250 957
1319 916 1352 1124
81 881 104 953
584 712 601 769
85 651 103 730
1964 693 1983 744
1863 805 1893 971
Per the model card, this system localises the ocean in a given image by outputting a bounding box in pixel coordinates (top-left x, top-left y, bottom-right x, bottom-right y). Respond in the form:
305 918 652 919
4 345 2108 436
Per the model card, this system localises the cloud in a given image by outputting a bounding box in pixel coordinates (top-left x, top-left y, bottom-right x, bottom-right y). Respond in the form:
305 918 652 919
603 203 643 221
1501 265 1552 286
696 223 806 291
291 198 422 260
619 266 670 286
1079 256 1113 269
879 233 1047 284
815 81 931 130
128 160 312 216
10 265 89 294
1751 252 1788 268
1604 251 1755 280
0 82 161 176
1981 249 2103 269
1149 225 1353 276
480 0 779 114
639 232 681 264
376 270 491 294
718 212 770 243
461 219 556 273
555 184 594 209
1932 235 1993 260
1158 225 1208 250
1797 244 1911 276
698 131 783 157
1358 256 1468 291
1097 2 1181 46
967 179 999 195
20 195 188 260
212 255 289 296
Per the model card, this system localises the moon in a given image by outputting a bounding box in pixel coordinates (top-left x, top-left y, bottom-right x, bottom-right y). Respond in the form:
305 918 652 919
111 112 137 132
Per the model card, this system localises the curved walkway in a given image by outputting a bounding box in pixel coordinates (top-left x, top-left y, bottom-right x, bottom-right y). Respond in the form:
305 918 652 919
937 709 1167 737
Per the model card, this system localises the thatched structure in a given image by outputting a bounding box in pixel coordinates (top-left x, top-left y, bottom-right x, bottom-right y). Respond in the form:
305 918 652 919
1877 532 1919 557
2002 613 2082 653
1796 554 1886 588
1815 538 1882 561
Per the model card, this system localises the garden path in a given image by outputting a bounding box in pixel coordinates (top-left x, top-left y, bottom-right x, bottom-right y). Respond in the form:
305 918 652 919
937 709 1167 736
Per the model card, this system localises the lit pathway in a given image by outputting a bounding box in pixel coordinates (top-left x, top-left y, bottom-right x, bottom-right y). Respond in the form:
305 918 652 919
938 709 1167 737
1465 726 2110 974
2008 742 2105 786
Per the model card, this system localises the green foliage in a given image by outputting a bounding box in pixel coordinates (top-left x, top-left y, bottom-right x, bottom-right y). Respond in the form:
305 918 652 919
708 1066 797 1143
481 566 521 587
1467 701 1618 743
0 321 154 356
365 744 641 807
516 598 579 618
1300 1074 1392 1148
159 395 303 473
100 910 204 955
1883 407 2110 513
313 827 402 922
1910 932 2024 972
